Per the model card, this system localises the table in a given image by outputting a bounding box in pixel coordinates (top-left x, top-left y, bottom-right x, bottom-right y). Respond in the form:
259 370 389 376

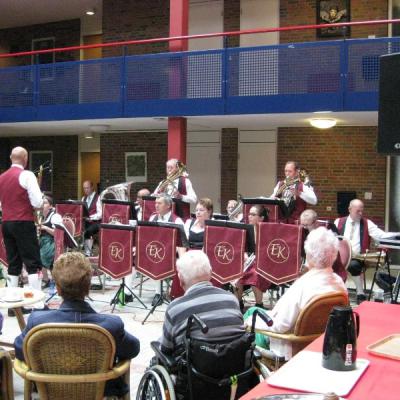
0 287 45 330
241 302 400 400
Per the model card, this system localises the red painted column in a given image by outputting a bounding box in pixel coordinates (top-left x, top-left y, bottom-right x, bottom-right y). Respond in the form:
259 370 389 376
168 0 188 163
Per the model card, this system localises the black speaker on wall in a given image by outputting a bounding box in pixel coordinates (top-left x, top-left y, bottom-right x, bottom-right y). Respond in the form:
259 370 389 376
337 191 357 217
378 53 400 155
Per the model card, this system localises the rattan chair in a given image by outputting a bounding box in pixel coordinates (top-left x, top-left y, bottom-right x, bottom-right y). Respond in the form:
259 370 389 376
13 323 131 400
256 291 349 369
0 347 14 400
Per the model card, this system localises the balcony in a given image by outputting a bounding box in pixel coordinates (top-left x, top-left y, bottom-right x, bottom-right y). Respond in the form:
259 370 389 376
0 37 398 123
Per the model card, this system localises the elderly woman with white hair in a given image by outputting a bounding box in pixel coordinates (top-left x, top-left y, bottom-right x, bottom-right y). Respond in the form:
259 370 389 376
246 227 348 359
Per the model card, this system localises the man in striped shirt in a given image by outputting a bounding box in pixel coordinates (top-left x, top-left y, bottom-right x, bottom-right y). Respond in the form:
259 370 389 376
159 250 245 356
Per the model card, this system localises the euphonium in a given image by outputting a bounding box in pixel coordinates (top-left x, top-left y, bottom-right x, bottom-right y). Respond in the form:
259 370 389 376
157 161 187 196
228 195 243 221
100 181 134 201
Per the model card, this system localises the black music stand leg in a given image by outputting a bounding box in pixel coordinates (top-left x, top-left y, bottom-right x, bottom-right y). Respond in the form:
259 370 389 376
110 277 147 313
142 280 170 325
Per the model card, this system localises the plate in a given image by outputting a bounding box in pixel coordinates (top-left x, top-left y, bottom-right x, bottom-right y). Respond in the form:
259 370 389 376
2 295 23 302
367 334 400 360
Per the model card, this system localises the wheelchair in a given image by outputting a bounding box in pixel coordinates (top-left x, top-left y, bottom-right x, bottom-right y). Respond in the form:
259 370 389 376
136 310 272 400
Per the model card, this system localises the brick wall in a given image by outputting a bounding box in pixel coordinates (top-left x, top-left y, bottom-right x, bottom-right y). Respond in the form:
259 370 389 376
100 131 168 198
0 136 78 201
277 126 386 224
221 128 238 208
280 0 388 43
224 0 241 47
102 0 169 57
0 19 80 66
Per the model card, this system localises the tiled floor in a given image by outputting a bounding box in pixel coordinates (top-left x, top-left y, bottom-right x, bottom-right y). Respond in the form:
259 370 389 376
3 264 397 399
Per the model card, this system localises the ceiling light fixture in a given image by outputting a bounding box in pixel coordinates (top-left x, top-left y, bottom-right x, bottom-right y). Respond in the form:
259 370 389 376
309 118 337 129
85 8 96 16
84 132 94 139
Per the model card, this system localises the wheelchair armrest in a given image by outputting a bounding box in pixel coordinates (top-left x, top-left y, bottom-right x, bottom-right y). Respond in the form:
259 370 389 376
150 341 178 371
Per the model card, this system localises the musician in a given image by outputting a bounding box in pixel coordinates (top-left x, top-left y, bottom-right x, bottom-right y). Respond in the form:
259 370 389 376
153 159 197 219
0 147 43 294
335 199 399 304
135 188 151 221
149 194 184 307
184 198 213 249
82 180 102 256
226 199 243 222
271 161 317 223
39 195 62 286
235 205 271 310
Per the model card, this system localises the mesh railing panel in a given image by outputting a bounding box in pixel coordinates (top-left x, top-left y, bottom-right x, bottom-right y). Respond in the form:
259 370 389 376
347 39 400 92
39 60 121 106
126 50 222 101
0 66 33 107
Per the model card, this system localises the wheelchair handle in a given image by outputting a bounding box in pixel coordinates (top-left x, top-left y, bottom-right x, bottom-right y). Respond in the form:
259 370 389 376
251 309 273 333
186 314 209 338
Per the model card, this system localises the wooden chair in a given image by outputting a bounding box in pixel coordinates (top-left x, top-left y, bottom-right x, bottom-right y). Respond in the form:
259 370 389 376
256 291 348 369
0 347 14 400
13 323 131 400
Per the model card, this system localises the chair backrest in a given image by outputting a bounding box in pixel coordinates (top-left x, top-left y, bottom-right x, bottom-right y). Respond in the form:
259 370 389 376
293 291 349 337
332 237 352 282
0 347 14 400
23 323 116 400
62 216 76 238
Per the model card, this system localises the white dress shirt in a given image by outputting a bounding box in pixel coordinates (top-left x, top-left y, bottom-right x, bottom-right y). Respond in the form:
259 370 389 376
154 177 197 204
14 164 43 209
247 267 347 360
334 216 398 255
81 192 102 221
149 211 184 226
271 181 317 205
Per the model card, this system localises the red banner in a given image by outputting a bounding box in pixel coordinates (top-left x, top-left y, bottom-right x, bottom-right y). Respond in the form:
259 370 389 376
54 227 65 262
135 225 177 280
56 203 84 236
204 225 246 284
102 203 130 224
99 226 135 279
0 224 8 267
255 222 302 285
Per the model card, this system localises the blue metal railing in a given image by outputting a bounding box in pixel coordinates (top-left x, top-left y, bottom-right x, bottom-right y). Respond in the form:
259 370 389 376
0 37 399 123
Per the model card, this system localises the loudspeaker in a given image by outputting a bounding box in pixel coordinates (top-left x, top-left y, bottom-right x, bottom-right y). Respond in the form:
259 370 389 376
337 191 356 217
378 53 400 155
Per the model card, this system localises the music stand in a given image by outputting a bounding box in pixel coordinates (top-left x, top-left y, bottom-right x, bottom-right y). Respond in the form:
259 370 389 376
99 223 147 312
56 200 88 238
102 199 137 225
241 197 285 223
136 221 188 324
213 213 229 221
204 220 255 284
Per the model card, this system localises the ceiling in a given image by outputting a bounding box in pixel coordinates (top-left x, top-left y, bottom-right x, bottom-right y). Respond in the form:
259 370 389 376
0 112 378 137
0 0 102 29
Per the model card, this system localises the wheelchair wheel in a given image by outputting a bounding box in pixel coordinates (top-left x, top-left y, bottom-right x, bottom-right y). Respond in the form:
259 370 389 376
136 365 176 400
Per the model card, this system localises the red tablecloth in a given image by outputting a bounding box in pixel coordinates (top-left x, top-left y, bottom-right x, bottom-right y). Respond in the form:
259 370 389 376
241 301 400 400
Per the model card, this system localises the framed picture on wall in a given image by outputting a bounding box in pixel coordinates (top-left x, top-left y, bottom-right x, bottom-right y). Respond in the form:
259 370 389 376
29 151 53 194
125 152 147 182
317 0 350 38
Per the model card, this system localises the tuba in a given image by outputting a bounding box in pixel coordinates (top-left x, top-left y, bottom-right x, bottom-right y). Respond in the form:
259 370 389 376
228 195 244 222
100 181 134 201
156 161 187 196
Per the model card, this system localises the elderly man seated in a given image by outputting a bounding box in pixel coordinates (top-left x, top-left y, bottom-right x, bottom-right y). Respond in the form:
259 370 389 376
14 252 140 398
246 227 347 360
159 250 244 356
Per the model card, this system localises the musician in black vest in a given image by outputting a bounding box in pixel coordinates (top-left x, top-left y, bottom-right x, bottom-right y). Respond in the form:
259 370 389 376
82 180 102 256
335 199 399 303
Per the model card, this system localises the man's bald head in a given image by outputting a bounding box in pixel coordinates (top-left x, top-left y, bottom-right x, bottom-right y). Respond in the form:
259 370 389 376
10 147 28 168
